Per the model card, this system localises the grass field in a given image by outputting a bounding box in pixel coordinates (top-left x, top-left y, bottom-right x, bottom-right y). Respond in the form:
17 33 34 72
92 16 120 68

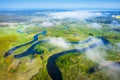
0 21 120 80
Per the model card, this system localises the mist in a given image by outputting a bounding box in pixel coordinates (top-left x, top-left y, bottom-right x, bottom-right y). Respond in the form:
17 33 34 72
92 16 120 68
48 37 71 49
85 41 120 80
87 23 102 29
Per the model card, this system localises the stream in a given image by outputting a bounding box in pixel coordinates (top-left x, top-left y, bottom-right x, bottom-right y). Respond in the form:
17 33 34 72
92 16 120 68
4 30 110 80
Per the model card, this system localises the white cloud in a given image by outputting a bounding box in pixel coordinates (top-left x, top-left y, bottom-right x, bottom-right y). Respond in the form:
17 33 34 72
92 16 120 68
76 37 104 49
85 48 106 63
114 43 120 53
31 17 43 22
49 11 103 20
85 45 120 80
48 37 70 49
99 61 120 80
41 22 54 27
116 43 120 48
87 23 102 29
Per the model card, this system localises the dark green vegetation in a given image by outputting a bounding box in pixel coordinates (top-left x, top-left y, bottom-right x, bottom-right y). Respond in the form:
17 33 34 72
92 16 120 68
0 11 120 80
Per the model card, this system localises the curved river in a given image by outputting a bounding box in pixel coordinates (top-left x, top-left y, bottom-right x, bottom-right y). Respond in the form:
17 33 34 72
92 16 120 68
14 40 45 58
4 30 46 57
4 30 110 80
46 38 109 80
